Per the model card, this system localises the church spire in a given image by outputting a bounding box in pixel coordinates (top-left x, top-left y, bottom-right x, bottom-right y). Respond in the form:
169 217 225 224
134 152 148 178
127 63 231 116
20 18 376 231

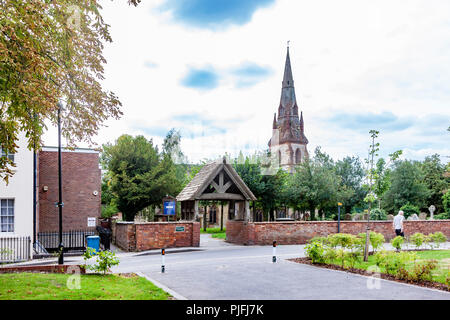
282 44 294 88
279 44 298 119
273 113 277 129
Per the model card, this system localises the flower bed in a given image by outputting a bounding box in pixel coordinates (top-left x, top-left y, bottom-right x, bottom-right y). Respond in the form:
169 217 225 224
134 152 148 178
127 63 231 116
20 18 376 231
295 232 450 292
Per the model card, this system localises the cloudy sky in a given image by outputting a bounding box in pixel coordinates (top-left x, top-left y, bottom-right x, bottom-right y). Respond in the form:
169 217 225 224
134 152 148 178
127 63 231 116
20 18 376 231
43 0 450 163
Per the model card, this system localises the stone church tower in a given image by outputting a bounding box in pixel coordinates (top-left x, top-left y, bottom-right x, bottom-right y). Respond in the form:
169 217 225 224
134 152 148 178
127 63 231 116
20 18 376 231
268 46 309 173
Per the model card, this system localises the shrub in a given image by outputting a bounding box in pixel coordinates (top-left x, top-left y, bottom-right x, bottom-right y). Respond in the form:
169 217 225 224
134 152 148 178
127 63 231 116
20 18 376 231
431 232 447 248
344 251 362 269
85 250 120 274
399 204 420 219
410 260 438 282
434 212 450 220
327 233 355 249
305 241 325 264
423 234 435 250
324 247 337 262
375 251 416 277
366 231 385 252
309 236 328 245
370 208 387 220
391 236 404 251
409 233 425 249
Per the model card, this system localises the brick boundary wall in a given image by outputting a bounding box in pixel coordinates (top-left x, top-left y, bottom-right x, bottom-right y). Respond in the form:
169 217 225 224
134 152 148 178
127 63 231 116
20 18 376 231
0 264 86 274
226 220 450 245
113 221 200 252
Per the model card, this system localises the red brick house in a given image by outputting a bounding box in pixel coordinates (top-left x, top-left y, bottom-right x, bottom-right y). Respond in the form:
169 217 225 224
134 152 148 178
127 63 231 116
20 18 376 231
37 147 101 233
34 147 102 251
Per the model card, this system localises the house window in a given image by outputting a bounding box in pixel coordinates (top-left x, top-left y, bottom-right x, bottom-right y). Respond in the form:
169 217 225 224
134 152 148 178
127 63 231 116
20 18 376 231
0 148 14 162
0 199 14 232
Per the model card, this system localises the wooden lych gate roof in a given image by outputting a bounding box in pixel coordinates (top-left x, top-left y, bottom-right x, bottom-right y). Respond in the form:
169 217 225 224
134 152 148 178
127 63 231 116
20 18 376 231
176 157 257 202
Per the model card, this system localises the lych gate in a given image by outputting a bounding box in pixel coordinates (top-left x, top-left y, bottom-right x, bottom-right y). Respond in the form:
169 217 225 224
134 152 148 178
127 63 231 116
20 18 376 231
176 157 257 223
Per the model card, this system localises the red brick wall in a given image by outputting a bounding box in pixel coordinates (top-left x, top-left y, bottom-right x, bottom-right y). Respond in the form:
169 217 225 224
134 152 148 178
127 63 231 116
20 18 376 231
38 151 101 232
113 222 200 252
113 223 136 251
226 220 450 245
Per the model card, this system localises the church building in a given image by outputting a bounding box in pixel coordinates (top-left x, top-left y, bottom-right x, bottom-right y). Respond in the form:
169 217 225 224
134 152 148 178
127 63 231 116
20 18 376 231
268 46 309 173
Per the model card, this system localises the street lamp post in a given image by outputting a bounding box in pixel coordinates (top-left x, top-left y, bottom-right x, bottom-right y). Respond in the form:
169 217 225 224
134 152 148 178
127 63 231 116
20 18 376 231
337 203 342 233
57 102 64 265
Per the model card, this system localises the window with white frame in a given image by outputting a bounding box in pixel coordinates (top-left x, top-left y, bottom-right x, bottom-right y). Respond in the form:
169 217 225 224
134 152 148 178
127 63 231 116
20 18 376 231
0 199 14 233
0 148 14 162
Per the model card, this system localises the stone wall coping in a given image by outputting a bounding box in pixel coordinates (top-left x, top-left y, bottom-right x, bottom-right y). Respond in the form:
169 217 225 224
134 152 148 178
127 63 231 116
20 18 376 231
115 221 198 225
239 220 450 225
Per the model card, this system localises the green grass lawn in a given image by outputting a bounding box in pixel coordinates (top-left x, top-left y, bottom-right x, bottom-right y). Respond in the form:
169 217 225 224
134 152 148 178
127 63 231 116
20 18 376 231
200 227 226 239
211 232 226 239
200 227 226 234
326 250 450 285
0 273 171 300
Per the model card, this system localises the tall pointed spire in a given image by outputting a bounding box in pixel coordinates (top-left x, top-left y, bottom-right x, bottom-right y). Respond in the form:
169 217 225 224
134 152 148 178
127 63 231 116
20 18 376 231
279 44 297 119
273 113 277 129
282 44 294 88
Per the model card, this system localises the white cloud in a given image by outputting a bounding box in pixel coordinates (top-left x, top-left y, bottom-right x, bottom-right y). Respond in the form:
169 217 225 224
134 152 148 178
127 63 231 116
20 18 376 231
42 0 450 163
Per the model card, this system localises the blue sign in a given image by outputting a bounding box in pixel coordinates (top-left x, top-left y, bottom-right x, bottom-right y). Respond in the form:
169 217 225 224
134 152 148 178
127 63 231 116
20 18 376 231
163 200 176 216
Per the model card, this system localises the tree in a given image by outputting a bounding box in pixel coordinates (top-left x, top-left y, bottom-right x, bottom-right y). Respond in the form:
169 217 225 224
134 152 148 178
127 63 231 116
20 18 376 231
382 160 431 213
421 154 449 213
288 148 350 220
0 0 147 183
232 152 286 221
335 156 366 213
101 135 182 221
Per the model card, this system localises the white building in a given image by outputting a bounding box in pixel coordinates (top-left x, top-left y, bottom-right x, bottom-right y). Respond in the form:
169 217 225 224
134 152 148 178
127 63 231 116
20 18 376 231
0 131 34 261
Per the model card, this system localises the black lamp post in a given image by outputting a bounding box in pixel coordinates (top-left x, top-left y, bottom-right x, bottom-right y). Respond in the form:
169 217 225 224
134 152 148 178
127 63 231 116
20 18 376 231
57 102 64 265
337 202 342 233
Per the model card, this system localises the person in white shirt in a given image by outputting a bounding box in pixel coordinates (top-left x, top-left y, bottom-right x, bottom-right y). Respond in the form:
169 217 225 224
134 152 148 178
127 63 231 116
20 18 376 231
393 210 405 237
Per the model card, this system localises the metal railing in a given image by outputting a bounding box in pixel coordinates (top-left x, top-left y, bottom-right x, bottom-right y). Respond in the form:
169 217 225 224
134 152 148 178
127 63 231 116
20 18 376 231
37 230 95 252
0 236 32 263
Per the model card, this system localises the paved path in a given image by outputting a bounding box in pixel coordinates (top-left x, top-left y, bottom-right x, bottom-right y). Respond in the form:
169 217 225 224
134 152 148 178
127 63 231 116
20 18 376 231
111 239 450 300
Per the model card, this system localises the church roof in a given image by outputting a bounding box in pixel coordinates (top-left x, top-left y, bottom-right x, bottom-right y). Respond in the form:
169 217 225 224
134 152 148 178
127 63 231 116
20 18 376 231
176 157 257 202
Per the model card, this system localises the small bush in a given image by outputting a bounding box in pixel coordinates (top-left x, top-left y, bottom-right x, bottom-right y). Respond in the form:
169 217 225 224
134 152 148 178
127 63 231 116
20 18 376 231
409 233 425 249
84 250 120 275
309 236 328 245
399 203 420 219
305 241 325 264
423 234 435 250
410 260 438 282
375 251 416 277
324 248 337 262
327 233 355 249
391 236 404 251
431 232 447 248
344 251 361 269
359 231 385 252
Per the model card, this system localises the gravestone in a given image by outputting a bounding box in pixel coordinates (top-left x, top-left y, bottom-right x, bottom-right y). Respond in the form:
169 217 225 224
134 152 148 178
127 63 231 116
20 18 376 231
419 212 427 220
428 205 435 220
344 213 352 221
362 213 369 220
352 213 361 221
387 214 394 221
407 214 419 221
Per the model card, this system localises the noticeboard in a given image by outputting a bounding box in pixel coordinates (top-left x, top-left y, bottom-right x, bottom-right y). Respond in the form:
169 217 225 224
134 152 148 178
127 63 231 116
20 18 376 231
163 199 176 216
